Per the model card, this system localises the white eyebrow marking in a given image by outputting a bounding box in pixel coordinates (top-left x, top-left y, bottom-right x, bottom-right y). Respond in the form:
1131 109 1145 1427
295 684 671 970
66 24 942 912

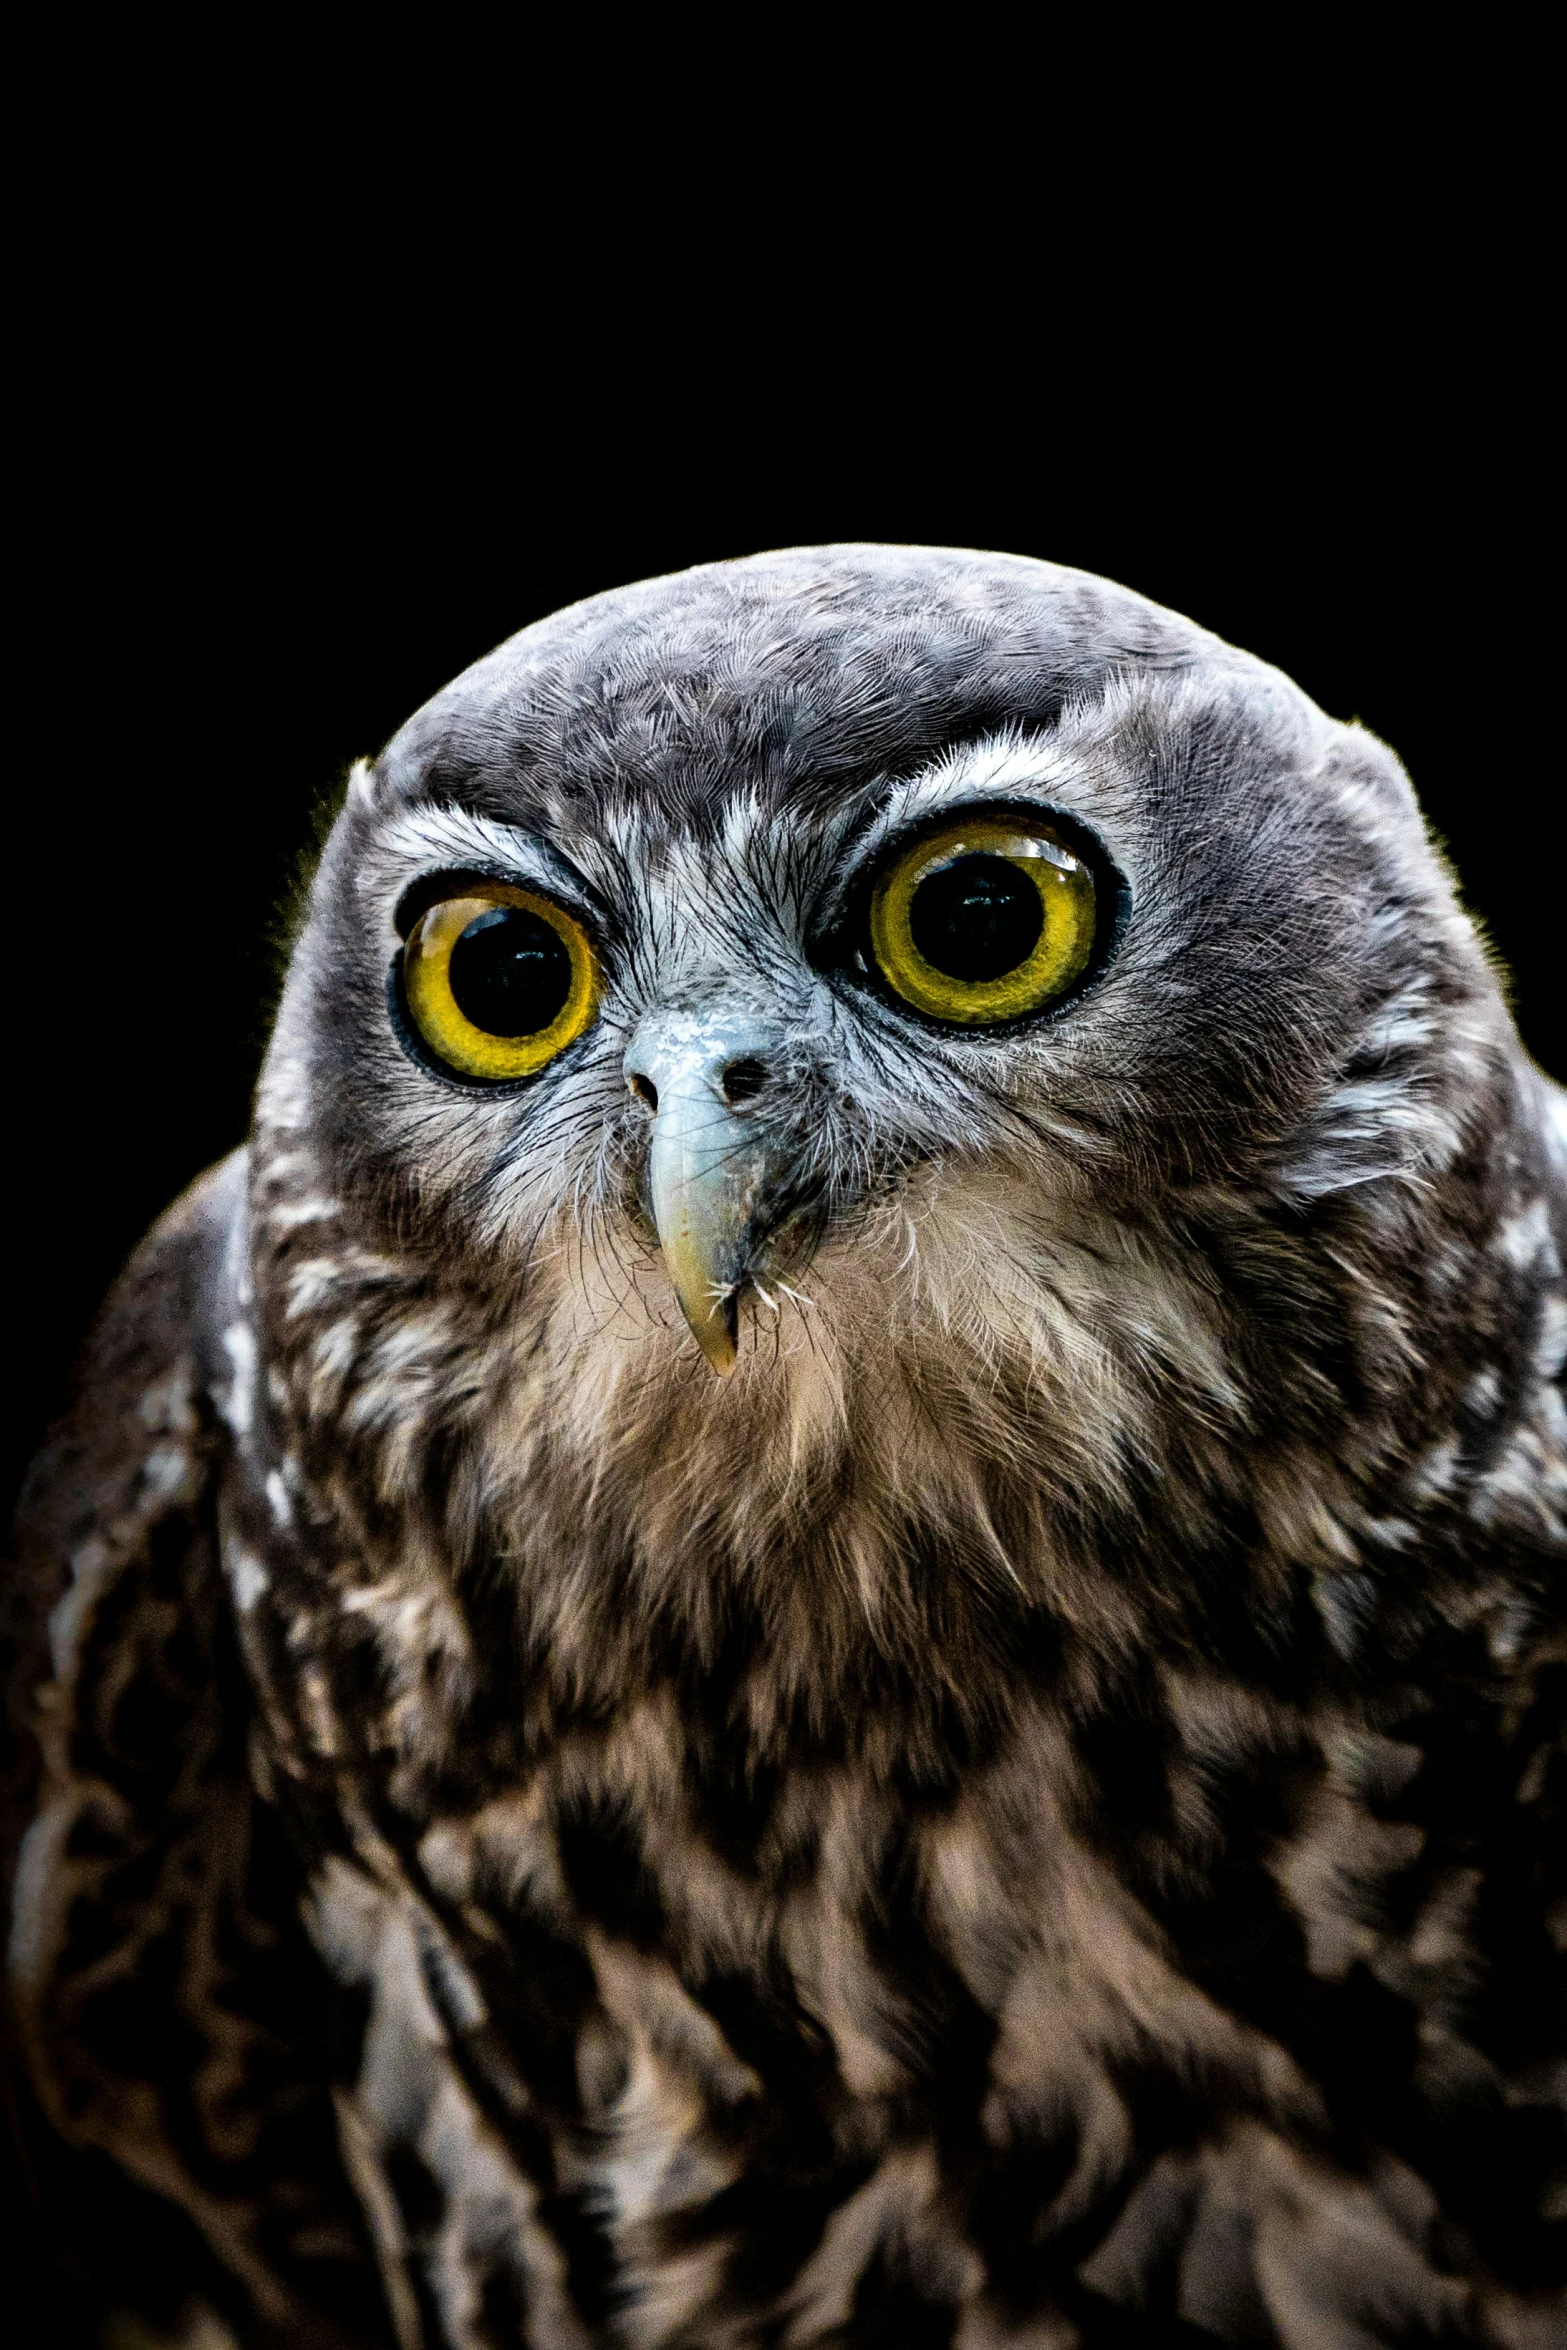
358 805 614 952
370 805 569 890
852 729 1082 867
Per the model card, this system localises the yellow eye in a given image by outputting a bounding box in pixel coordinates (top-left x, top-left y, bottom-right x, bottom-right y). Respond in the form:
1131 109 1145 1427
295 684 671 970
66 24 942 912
869 815 1098 1025
403 885 600 1080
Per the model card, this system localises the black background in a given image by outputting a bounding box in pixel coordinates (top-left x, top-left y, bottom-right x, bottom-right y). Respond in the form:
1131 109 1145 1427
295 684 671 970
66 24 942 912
8 259 1554 1519
0 59 1554 2348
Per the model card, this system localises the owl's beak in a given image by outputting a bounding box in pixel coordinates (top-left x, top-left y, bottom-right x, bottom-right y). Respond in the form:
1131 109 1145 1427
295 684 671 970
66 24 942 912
624 1009 778 1378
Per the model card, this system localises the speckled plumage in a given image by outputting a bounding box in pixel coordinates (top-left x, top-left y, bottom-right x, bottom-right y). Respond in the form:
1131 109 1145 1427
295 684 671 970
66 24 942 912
5 547 1564 2348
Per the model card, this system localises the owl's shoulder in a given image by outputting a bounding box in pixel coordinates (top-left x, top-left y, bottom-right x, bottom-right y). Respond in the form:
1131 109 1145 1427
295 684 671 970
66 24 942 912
4 1151 395 2335
3 1149 249 2038
4 1146 248 1956
9 1147 247 1614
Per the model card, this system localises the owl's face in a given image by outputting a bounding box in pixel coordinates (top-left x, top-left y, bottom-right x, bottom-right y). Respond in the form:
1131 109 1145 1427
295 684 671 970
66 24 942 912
259 552 1497 1664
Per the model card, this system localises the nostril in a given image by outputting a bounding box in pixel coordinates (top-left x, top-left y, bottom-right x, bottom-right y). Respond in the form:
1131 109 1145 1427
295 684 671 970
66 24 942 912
721 1057 768 1105
628 1073 659 1112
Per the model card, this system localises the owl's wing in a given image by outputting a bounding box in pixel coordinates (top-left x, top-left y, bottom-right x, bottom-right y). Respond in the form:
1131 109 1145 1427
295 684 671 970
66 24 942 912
2 1153 393 2349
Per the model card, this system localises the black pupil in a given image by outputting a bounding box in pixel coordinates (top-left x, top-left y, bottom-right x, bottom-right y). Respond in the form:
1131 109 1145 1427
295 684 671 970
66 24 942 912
908 853 1043 982
447 907 573 1036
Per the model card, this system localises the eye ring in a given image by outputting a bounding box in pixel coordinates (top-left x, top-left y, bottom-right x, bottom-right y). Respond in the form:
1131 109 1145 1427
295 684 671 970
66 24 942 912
402 884 600 1080
868 813 1099 1026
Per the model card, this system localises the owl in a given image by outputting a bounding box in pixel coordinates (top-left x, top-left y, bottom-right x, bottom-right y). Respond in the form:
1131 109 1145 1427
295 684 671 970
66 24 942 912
3 546 1563 2350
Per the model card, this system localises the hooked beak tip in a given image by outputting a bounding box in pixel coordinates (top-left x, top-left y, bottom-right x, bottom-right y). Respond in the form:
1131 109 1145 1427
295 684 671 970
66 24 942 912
691 1292 739 1378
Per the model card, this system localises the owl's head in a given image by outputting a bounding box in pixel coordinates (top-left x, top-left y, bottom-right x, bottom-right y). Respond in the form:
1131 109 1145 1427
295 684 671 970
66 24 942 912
259 548 1520 1675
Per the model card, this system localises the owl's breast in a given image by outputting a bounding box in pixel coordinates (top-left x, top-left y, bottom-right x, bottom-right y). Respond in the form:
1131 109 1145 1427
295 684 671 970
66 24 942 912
284 1636 1557 2347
